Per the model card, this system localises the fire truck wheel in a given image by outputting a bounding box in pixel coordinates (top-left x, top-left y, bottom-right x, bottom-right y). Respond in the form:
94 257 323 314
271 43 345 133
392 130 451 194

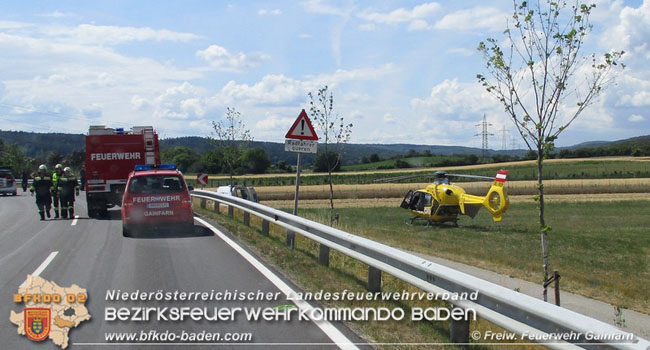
122 224 131 237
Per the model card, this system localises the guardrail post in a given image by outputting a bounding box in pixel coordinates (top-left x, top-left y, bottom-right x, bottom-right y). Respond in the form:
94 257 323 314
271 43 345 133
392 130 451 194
261 220 269 236
318 245 330 266
228 205 234 218
214 201 220 214
286 230 295 249
450 314 470 346
200 198 206 209
243 212 250 226
368 266 381 293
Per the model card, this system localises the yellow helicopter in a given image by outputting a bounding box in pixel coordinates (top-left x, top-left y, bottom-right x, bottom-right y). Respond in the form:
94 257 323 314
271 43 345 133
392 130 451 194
376 170 510 226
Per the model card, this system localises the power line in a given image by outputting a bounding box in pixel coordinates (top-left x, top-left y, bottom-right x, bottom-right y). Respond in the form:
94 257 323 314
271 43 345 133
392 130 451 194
475 114 493 158
500 125 509 151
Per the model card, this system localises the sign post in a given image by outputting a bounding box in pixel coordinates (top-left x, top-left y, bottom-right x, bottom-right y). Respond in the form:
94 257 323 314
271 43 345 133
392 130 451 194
284 109 318 249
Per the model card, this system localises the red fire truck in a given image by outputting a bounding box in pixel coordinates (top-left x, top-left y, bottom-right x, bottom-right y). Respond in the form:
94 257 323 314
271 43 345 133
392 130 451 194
85 126 160 217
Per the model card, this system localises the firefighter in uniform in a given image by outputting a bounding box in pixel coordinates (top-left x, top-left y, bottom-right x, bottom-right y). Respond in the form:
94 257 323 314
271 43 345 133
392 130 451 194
30 164 53 220
52 164 63 218
57 167 80 219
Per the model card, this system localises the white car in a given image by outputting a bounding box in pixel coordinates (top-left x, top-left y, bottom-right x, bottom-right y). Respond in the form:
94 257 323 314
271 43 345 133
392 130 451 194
216 185 258 202
0 167 17 196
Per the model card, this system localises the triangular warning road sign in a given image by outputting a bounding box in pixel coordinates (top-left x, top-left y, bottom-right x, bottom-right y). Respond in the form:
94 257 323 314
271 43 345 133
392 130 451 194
285 109 318 140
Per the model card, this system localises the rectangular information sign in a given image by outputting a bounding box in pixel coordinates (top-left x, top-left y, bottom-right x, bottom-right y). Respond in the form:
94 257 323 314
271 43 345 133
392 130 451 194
284 139 318 154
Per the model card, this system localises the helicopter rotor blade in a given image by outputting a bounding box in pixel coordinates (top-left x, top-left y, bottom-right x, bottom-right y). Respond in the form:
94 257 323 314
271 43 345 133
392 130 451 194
446 173 495 181
373 174 431 183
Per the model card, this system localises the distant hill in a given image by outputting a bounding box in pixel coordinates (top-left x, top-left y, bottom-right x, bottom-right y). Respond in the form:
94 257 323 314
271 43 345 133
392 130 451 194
560 135 650 157
159 138 525 165
10 130 649 165
0 130 84 160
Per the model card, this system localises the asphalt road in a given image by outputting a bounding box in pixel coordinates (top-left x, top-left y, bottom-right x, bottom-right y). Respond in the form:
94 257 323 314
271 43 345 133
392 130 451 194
0 192 367 349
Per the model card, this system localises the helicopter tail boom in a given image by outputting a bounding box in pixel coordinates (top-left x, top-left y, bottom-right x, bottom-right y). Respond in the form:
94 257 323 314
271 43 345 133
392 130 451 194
459 170 510 222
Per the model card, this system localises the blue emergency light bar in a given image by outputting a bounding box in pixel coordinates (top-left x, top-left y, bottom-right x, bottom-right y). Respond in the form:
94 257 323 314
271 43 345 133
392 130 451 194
134 164 177 171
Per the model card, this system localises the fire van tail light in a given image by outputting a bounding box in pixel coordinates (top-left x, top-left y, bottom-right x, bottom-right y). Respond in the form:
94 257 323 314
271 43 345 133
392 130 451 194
181 199 192 209
122 195 133 207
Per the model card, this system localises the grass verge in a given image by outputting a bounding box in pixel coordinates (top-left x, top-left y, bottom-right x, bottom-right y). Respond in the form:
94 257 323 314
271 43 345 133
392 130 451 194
193 199 545 350
297 201 650 315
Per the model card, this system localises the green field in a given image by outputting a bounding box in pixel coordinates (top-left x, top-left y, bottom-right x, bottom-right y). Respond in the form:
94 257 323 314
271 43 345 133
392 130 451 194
298 201 650 314
187 159 650 187
341 155 469 171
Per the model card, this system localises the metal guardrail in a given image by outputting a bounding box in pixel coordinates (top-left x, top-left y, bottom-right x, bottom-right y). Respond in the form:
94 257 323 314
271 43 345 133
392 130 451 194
191 189 650 350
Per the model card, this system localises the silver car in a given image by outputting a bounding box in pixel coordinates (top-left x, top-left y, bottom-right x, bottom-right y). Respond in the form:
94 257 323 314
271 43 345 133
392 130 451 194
0 167 17 196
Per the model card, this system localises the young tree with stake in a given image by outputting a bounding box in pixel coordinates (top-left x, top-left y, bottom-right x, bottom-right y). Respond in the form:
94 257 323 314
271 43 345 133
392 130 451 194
308 86 353 224
210 107 253 184
477 0 623 301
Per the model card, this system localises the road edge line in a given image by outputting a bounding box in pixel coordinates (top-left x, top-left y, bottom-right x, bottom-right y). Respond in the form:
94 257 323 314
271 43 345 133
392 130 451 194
20 251 59 287
194 216 360 350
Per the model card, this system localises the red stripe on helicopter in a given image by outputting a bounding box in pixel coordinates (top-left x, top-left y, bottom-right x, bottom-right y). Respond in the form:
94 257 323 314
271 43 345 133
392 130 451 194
495 170 508 182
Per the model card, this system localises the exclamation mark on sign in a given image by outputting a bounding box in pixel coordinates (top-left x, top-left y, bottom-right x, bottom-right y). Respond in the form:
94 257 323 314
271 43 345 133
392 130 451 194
301 120 305 135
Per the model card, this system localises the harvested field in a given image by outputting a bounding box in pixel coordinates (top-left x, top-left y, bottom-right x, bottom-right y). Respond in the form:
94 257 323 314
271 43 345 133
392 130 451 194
262 192 650 209
210 178 650 201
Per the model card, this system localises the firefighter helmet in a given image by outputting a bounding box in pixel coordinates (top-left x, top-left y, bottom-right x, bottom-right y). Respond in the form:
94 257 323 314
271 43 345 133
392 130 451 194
55 164 63 169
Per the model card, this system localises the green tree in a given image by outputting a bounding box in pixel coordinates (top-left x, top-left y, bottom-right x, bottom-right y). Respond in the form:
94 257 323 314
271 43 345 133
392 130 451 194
47 150 64 167
369 153 380 162
308 86 353 224
477 0 624 301
200 149 223 174
210 107 252 183
0 143 27 174
67 149 85 171
241 147 270 174
313 152 342 172
161 146 200 173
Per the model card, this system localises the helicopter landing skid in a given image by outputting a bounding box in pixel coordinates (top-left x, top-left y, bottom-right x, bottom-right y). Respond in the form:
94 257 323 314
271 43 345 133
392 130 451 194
406 216 458 227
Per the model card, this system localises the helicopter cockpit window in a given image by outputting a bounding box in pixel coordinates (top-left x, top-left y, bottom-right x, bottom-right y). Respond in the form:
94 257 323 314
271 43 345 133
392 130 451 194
409 192 432 212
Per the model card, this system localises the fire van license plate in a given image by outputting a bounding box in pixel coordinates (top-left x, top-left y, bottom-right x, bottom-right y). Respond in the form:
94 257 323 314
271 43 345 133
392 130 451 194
147 203 169 209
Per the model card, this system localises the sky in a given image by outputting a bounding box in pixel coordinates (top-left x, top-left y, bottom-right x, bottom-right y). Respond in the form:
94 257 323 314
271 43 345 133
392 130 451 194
0 0 648 148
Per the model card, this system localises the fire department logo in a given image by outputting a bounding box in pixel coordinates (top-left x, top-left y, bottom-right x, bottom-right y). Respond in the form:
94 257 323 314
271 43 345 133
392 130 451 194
11 275 91 349
25 308 51 341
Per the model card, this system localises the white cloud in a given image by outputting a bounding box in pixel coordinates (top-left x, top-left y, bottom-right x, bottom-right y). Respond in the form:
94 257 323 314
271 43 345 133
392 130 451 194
411 79 499 117
629 114 645 122
82 104 103 119
434 7 506 31
255 115 295 129
214 64 396 106
299 33 312 39
358 23 376 31
358 3 440 24
601 0 650 56
214 75 307 106
196 45 270 72
258 9 282 16
39 11 75 18
358 2 440 31
151 82 206 120
301 0 351 16
447 47 474 56
383 113 396 122
0 21 33 29
44 24 200 45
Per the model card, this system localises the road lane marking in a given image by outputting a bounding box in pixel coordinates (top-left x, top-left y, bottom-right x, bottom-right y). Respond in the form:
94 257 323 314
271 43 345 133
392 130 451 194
71 215 79 226
194 217 359 350
20 251 58 287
